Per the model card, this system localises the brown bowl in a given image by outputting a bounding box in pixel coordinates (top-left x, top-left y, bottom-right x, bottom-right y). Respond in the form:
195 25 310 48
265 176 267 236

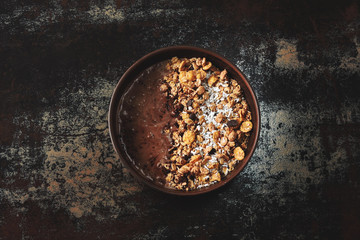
108 46 260 196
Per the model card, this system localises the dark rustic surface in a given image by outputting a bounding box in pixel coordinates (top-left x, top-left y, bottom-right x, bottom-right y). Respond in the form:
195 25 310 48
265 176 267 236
1 1 360 239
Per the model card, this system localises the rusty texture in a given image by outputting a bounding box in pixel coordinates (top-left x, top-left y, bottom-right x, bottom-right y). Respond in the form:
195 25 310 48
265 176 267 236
0 0 360 239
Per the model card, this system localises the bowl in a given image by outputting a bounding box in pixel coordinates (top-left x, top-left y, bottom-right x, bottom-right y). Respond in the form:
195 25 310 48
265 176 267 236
108 46 260 196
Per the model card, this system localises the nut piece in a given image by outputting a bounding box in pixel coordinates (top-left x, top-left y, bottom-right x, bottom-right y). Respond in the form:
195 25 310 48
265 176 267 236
222 166 229 176
181 112 190 120
228 131 237 141
215 113 224 123
196 69 207 80
166 173 173 182
210 171 221 182
234 147 245 161
200 167 209 175
220 137 228 146
190 155 202 163
179 60 186 71
219 69 227 80
208 122 215 131
191 166 200 175
178 165 190 175
201 57 206 65
202 61 212 70
213 131 220 141
228 160 236 171
208 161 219 169
193 101 200 109
195 78 202 87
203 92 209 100
179 71 187 84
197 86 205 95
186 70 196 81
208 75 218 87
160 84 168 92
240 121 253 133
183 130 196 145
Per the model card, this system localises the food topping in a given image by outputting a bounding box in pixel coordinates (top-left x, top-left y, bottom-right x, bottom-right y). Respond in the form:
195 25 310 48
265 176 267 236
160 57 253 190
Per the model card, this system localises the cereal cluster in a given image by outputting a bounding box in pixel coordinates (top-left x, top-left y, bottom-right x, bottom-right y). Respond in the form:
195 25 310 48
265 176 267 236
160 57 253 190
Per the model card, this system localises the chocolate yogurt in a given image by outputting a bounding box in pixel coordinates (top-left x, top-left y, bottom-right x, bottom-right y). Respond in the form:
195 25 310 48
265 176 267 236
118 57 254 191
118 61 173 185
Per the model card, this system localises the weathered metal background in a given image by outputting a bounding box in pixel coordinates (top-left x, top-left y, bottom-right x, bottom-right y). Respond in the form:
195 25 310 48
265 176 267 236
1 0 359 239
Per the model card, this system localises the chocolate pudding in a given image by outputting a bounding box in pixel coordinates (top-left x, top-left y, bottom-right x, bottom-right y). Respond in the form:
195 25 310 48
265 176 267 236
118 57 253 191
118 61 172 185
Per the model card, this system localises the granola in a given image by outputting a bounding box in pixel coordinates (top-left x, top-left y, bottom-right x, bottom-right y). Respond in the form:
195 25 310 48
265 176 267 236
160 57 253 190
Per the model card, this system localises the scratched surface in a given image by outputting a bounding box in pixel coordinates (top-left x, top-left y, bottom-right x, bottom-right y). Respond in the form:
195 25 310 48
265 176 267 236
1 0 360 239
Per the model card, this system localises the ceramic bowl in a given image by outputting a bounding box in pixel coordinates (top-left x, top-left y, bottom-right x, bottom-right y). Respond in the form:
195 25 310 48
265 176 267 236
108 46 260 195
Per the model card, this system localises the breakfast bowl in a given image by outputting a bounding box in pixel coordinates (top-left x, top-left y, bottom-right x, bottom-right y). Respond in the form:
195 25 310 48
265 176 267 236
108 46 260 196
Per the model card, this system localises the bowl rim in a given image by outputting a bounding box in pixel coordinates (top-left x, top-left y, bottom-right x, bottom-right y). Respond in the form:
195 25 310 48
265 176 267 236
108 45 260 196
